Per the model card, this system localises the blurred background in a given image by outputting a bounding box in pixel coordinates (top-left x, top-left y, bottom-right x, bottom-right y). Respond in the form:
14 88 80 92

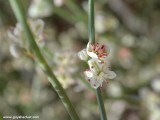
0 0 160 120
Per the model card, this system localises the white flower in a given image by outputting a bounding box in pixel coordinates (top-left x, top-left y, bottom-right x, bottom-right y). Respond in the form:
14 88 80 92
55 71 75 89
53 0 64 7
78 49 89 61
28 0 53 18
8 19 45 47
84 59 116 89
8 23 24 44
87 42 110 62
78 42 116 89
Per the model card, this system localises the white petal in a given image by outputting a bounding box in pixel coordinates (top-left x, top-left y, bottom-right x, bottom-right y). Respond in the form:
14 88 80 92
78 49 88 61
84 70 93 78
88 59 95 69
90 78 99 89
88 59 100 73
9 44 23 58
88 52 98 58
85 76 97 88
87 42 98 58
106 71 116 79
91 78 104 89
91 83 99 89
88 72 105 89
96 74 105 87
87 42 91 51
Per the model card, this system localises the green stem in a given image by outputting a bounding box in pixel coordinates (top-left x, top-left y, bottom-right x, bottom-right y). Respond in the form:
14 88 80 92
9 0 80 120
89 0 95 43
88 0 107 120
96 88 107 120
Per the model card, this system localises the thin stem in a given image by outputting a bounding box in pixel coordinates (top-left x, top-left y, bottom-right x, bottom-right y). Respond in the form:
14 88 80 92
88 0 107 120
89 0 95 44
96 88 107 120
9 0 80 120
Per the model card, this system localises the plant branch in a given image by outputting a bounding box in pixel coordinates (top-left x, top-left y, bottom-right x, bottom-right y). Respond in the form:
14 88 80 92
96 88 107 120
9 0 80 120
88 0 107 120
89 0 95 44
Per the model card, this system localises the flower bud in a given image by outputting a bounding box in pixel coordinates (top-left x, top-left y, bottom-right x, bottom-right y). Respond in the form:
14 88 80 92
78 49 89 61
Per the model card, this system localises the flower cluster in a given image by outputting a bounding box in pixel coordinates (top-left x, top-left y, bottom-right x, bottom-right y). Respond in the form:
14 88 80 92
78 42 116 89
53 50 78 89
8 19 45 58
